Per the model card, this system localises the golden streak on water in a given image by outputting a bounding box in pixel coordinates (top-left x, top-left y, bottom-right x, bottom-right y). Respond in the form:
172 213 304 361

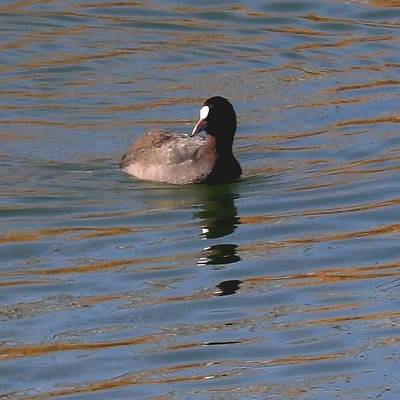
0 227 135 243
0 252 195 277
0 333 163 361
241 260 400 289
331 79 400 91
15 362 238 400
370 0 400 6
237 223 400 256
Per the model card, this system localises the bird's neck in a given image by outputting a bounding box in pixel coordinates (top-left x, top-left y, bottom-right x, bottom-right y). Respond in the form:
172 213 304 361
205 133 234 157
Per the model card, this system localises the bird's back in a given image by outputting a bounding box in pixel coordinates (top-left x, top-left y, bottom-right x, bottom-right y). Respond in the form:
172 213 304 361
120 129 214 184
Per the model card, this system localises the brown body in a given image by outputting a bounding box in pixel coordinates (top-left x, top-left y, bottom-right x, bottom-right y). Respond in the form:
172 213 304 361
120 129 241 184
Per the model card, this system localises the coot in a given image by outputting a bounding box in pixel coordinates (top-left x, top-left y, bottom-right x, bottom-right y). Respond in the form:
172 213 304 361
120 96 241 184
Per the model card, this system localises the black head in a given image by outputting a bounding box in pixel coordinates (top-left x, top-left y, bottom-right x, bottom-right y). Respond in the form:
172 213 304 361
191 96 237 142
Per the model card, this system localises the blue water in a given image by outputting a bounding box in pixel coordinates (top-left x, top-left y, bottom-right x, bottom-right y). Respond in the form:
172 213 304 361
1 1 400 399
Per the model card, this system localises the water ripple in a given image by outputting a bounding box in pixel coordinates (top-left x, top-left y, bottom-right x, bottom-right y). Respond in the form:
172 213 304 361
1 0 400 399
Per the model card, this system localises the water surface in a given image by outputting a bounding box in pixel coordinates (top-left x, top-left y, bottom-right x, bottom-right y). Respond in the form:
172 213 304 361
1 0 400 399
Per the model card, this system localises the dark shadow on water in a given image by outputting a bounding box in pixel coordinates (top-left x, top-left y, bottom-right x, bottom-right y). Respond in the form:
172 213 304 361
129 181 242 268
193 183 242 268
193 183 241 239
215 279 242 296
197 244 240 266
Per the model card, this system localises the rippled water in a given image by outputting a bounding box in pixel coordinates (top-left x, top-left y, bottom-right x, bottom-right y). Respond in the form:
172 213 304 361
1 0 400 399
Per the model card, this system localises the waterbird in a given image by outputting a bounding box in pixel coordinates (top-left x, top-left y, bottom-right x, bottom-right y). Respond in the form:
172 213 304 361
120 96 242 184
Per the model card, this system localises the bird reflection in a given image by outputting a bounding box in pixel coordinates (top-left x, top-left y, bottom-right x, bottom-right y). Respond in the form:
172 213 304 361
194 183 241 268
131 181 241 268
197 244 240 266
194 183 240 239
215 279 242 296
